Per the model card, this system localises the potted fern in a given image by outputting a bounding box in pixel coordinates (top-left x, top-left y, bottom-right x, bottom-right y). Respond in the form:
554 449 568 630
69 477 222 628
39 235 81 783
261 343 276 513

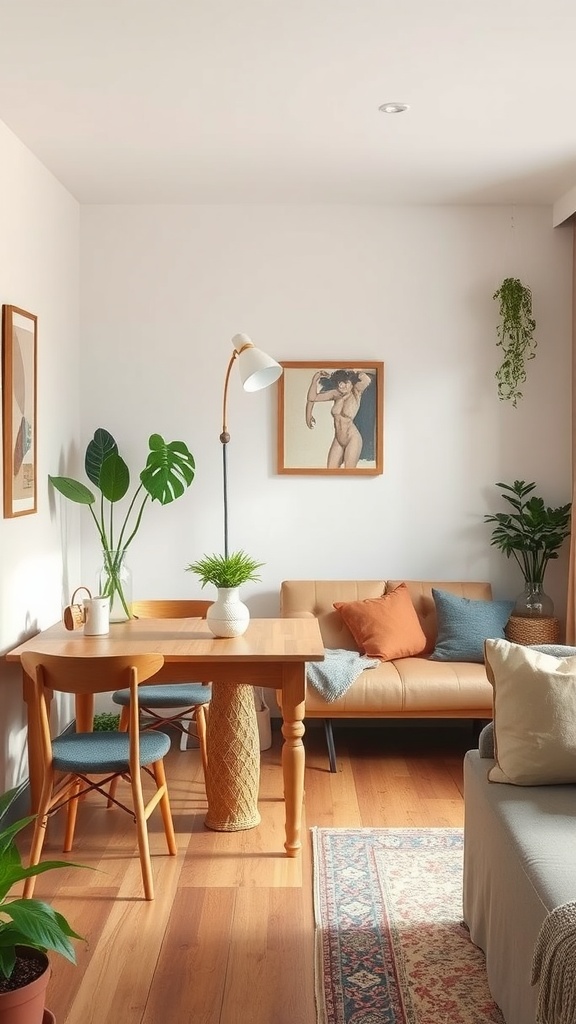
0 785 83 1024
50 428 196 621
185 551 263 638
493 277 537 407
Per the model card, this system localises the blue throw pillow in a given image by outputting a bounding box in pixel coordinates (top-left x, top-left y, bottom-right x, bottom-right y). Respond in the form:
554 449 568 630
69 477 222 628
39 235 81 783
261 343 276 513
430 588 514 663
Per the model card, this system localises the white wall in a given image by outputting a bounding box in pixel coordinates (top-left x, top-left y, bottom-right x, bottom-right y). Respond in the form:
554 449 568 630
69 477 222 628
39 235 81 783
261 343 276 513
79 204 572 620
0 184 572 790
0 121 81 791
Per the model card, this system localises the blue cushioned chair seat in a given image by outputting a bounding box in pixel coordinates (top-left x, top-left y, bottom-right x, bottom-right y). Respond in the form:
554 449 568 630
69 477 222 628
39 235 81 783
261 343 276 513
52 730 171 774
112 683 211 708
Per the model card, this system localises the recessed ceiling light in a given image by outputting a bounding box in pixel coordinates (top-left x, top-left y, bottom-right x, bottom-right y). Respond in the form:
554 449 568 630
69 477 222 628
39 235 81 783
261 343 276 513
379 102 409 114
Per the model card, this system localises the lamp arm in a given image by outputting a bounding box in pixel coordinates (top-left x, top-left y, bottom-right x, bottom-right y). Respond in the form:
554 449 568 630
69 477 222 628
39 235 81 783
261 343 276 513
220 340 255 441
220 351 237 443
220 337 268 558
220 340 254 559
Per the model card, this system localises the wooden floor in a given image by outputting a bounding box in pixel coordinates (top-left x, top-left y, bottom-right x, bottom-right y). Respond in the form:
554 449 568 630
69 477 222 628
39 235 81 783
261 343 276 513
21 722 475 1024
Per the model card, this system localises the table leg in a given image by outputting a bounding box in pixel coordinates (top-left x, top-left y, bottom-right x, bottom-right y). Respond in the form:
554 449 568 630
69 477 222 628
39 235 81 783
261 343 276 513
280 663 306 857
75 693 95 732
204 682 261 831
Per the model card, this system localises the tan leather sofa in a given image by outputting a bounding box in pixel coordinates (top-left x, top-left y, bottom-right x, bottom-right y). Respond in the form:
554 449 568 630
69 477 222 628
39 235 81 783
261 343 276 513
280 579 494 770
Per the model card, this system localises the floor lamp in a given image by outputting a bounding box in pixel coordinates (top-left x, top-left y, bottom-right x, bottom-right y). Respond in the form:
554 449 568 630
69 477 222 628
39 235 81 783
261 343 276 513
204 333 283 833
220 333 283 558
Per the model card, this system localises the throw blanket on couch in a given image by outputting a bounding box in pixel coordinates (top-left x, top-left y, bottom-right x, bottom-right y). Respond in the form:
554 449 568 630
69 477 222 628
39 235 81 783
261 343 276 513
306 649 379 703
532 899 576 1024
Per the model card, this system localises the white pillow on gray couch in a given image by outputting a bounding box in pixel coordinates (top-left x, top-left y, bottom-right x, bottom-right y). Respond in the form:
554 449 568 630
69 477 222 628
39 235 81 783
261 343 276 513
484 638 576 785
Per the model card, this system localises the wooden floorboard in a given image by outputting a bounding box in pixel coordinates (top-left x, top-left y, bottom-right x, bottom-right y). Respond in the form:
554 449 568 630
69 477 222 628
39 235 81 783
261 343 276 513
19 721 476 1023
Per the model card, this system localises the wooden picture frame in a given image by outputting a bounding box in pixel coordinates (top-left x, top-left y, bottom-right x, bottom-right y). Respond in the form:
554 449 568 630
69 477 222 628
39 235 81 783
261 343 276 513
277 361 384 475
2 305 38 517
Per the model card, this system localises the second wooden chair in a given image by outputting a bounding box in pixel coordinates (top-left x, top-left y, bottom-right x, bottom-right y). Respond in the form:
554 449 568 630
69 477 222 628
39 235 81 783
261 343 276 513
111 600 212 769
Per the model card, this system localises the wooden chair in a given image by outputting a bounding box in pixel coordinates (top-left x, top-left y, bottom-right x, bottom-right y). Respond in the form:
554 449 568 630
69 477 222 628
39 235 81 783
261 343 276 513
111 600 211 767
21 651 177 902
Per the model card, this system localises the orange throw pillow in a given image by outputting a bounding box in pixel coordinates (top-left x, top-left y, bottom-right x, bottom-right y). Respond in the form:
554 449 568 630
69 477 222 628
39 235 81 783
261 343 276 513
334 583 427 661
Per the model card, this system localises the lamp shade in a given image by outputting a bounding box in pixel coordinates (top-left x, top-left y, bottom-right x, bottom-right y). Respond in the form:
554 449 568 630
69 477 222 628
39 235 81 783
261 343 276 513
232 334 283 392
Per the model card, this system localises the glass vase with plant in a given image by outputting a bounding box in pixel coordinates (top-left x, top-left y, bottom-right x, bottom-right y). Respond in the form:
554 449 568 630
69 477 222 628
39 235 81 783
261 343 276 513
50 428 196 620
484 480 571 616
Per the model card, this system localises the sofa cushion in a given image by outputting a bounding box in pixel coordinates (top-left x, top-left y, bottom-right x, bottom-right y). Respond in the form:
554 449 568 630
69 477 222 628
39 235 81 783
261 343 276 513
430 589 513 663
334 583 427 661
484 638 576 785
386 580 493 655
303 657 492 714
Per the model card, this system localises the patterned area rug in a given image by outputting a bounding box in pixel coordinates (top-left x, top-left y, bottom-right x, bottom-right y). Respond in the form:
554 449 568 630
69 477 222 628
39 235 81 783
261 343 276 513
312 827 505 1024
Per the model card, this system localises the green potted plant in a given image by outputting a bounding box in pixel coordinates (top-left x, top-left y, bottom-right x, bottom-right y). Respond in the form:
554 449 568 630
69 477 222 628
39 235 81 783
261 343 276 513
493 277 537 407
484 479 571 616
92 712 120 731
0 785 83 1024
50 428 196 621
185 550 264 638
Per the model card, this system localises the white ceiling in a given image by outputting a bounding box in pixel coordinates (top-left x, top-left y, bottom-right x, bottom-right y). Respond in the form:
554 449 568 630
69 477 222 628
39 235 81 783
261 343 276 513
1 0 576 206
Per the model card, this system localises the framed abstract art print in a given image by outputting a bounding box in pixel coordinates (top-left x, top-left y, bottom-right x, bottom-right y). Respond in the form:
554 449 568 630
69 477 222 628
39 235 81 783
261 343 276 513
2 305 37 517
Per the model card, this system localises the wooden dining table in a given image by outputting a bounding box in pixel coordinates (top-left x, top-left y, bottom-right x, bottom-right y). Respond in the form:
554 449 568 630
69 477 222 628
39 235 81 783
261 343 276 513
5 615 325 856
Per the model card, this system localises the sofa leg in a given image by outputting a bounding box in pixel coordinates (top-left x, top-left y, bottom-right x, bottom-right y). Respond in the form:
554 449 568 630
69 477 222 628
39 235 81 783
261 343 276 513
324 719 337 773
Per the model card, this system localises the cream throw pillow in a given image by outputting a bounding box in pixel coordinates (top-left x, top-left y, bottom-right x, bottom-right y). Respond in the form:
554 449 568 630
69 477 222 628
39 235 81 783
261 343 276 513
484 638 576 785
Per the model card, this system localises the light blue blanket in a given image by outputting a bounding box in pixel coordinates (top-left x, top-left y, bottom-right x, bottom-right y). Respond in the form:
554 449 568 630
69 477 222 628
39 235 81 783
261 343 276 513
306 648 379 703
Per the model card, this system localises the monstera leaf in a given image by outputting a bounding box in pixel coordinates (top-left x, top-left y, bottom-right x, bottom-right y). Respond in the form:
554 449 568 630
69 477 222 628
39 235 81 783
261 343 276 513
141 435 196 504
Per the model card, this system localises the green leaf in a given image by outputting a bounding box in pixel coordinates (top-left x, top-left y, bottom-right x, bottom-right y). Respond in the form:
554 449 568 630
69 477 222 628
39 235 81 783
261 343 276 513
0 941 16 979
85 428 118 486
98 452 130 503
0 786 27 822
4 900 80 963
140 435 196 505
0 816 35 857
49 476 95 505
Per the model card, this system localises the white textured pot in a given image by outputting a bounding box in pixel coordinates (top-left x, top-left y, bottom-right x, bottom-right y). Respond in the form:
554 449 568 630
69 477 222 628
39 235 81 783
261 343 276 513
206 586 250 638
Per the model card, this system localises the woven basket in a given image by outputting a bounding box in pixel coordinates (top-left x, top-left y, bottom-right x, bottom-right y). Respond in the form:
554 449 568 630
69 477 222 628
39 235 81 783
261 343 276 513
505 615 561 646
204 682 261 832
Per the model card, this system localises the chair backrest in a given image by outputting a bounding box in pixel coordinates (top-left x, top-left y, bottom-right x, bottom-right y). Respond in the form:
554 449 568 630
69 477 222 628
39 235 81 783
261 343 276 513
20 652 165 768
20 652 165 696
131 599 210 620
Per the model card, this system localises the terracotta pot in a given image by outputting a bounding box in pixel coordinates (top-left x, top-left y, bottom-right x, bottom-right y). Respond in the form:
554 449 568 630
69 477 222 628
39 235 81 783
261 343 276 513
0 949 50 1024
43 1012 56 1024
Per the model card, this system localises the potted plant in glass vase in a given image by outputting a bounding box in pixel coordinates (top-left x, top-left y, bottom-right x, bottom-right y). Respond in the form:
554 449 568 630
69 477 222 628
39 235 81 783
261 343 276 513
484 480 572 621
185 550 263 638
50 428 196 621
0 785 83 1024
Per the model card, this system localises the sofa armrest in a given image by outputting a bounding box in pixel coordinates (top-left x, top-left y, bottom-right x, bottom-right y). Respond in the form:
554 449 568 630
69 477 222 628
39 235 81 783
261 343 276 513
478 722 494 758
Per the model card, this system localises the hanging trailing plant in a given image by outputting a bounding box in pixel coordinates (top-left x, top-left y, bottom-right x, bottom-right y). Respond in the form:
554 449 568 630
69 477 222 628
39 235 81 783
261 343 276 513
493 277 537 407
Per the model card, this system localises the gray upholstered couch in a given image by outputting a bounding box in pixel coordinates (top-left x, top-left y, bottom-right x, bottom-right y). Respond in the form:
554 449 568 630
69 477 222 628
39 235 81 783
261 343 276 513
463 719 576 1024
